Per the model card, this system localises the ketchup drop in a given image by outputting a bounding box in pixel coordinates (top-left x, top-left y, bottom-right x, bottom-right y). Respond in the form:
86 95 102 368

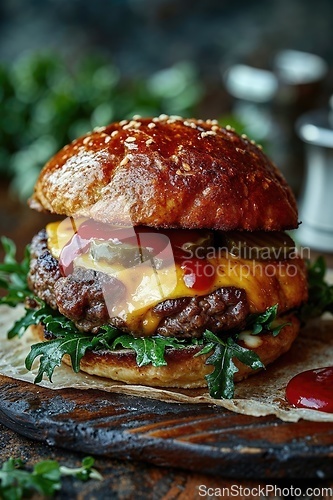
286 367 333 413
180 258 215 292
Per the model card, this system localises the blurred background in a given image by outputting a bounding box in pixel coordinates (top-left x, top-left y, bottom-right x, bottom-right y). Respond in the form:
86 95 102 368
1 0 333 253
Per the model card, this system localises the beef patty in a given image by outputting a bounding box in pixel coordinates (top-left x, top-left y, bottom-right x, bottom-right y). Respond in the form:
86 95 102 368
28 229 250 338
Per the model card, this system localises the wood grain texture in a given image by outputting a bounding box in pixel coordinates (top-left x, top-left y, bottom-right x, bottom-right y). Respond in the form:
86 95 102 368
3 423 332 500
0 374 333 480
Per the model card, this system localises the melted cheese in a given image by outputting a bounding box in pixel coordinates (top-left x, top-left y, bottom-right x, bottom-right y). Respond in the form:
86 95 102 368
47 218 87 259
46 219 307 336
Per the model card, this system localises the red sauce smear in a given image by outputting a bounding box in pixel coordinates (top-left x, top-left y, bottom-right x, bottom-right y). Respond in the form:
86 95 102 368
286 367 333 413
59 233 90 276
180 258 215 291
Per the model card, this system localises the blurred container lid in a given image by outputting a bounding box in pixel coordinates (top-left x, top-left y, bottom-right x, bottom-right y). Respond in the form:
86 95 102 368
224 64 278 103
274 50 328 85
296 107 333 252
297 109 333 149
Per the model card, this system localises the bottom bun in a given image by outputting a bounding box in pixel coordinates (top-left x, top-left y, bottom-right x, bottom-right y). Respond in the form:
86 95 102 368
30 315 300 389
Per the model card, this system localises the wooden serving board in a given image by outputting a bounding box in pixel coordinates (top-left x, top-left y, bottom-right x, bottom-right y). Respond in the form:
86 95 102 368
0 374 333 479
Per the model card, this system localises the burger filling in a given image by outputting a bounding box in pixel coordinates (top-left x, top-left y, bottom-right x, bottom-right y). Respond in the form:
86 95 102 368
1 217 311 399
27 219 307 340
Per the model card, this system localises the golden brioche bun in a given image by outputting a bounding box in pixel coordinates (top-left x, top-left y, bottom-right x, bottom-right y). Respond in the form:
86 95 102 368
29 116 298 231
30 315 300 388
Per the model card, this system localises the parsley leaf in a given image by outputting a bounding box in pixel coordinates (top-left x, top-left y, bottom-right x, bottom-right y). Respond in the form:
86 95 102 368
300 256 333 321
247 304 290 337
0 238 32 306
0 456 102 500
195 330 264 399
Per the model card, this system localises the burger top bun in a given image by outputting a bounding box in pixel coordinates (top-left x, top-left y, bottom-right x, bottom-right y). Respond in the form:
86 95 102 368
29 115 298 231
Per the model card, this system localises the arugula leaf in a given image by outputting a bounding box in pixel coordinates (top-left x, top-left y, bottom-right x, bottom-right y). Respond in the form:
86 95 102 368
7 308 39 339
300 256 333 321
7 300 53 339
195 303 294 399
247 304 290 337
195 331 264 399
25 335 97 383
111 333 192 367
25 313 119 383
17 303 201 383
0 456 102 500
0 238 32 306
34 304 83 337
9 299 280 394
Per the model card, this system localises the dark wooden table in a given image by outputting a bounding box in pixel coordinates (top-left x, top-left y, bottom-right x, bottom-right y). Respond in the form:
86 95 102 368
1 180 333 499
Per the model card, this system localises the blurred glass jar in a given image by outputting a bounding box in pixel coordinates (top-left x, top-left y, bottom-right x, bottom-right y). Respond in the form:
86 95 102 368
296 108 333 252
274 50 328 111
223 64 279 146
273 50 328 194
223 52 328 195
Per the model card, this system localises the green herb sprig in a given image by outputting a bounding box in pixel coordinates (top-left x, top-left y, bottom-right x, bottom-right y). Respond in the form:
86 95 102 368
17 304 202 384
0 237 32 306
195 331 264 399
300 256 333 321
247 304 291 337
103 324 201 367
0 456 102 500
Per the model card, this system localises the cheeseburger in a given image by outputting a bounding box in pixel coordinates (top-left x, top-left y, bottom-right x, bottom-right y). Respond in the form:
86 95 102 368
25 115 308 398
